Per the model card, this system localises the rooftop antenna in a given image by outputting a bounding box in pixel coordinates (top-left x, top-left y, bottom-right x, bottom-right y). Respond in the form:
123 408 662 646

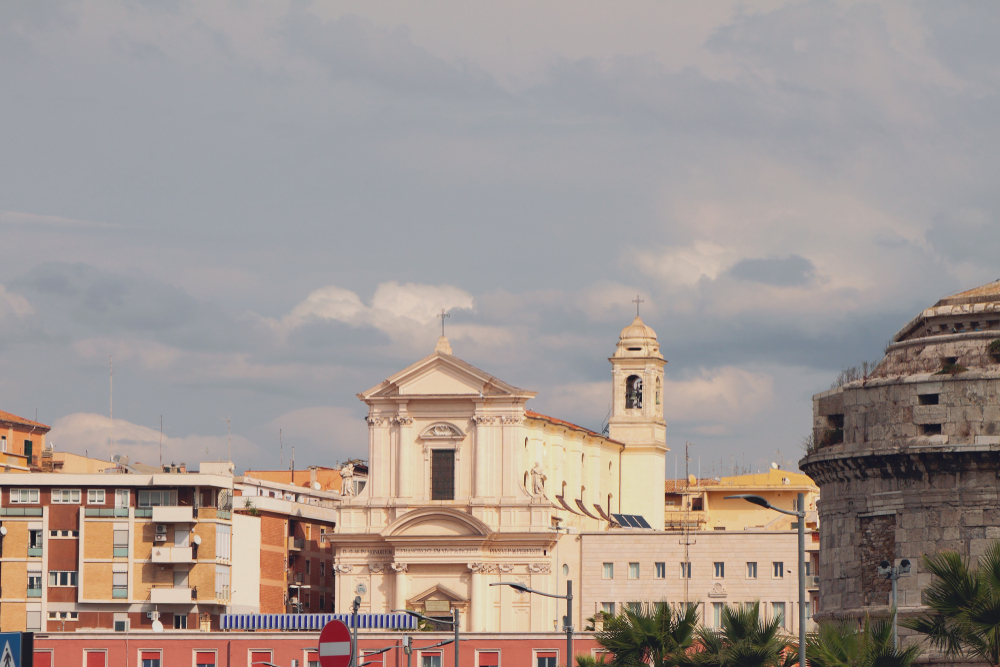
632 294 644 317
280 429 283 470
159 416 163 469
109 355 114 452
226 415 231 463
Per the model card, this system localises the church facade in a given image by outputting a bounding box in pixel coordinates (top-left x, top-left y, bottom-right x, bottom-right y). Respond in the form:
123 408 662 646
331 318 668 632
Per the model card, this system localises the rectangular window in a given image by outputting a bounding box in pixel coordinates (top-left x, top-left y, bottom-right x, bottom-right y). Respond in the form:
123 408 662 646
29 530 42 548
48 571 78 587
714 562 725 578
113 529 128 557
655 562 666 578
52 489 81 504
114 620 128 632
805 561 812 576
306 559 312 575
10 489 39 504
536 653 557 667
625 601 642 613
430 449 455 500
195 651 215 667
713 602 724 628
141 652 161 667
23 439 33 460
320 561 326 577
477 651 499 667
805 601 811 620
773 562 785 578
601 602 615 616
215 524 231 560
602 563 614 579
88 489 106 504
112 571 127 596
680 562 692 579
115 489 130 508
747 562 757 579
216 565 231 602
422 654 443 667
628 562 640 579
138 490 177 507
27 574 42 591
173 614 188 629
0 436 5 453
773 602 786 628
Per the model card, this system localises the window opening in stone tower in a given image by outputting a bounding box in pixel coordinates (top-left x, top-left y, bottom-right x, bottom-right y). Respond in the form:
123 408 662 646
921 424 942 435
919 393 939 405
431 449 455 500
626 375 643 409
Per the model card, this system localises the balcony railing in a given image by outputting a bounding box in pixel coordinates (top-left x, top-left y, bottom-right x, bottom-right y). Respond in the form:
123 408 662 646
150 586 193 604
27 547 42 558
112 588 128 599
289 537 304 551
113 547 128 558
151 506 194 523
27 588 42 598
151 546 193 563
0 508 42 517
135 509 152 518
85 508 130 517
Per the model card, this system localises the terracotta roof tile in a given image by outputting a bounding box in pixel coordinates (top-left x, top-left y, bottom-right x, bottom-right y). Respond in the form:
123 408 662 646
0 410 49 431
524 411 622 444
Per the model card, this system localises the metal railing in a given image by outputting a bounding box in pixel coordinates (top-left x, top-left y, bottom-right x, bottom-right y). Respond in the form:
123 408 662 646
85 508 130 517
27 547 42 558
0 508 43 516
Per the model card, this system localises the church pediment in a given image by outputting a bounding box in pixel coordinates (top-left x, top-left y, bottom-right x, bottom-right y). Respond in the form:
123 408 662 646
359 352 535 401
383 508 492 538
410 583 468 605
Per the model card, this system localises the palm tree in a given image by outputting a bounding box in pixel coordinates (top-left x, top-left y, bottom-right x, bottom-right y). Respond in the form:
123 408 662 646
901 541 1000 666
693 602 797 667
808 613 920 667
595 601 699 666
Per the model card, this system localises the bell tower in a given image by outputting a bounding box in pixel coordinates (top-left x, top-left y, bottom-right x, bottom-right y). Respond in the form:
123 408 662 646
608 311 667 529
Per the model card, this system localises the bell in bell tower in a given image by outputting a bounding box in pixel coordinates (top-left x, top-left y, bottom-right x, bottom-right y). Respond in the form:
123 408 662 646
608 298 667 528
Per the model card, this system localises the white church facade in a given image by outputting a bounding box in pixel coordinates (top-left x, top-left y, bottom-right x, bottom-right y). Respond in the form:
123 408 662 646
331 317 668 632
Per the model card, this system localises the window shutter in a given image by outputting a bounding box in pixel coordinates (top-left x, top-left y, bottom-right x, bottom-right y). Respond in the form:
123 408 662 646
141 652 160 661
195 652 216 665
86 651 106 667
478 651 500 666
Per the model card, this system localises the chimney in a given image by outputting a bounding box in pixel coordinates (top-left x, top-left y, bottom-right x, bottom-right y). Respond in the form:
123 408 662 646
309 466 318 489
179 463 187 474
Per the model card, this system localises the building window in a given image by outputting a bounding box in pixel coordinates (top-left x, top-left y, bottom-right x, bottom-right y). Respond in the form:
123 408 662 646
306 559 312 575
113 529 129 557
625 601 642 614
655 562 666 578
173 614 188 629
215 524 231 560
114 620 128 632
320 594 326 611
680 562 692 579
747 562 757 579
713 602 724 628
307 655 320 667
628 563 640 579
772 602 786 628
805 560 812 576
27 574 42 593
10 489 39 504
52 489 81 504
0 436 5 452
430 449 455 500
421 654 443 667
601 602 615 616
714 562 725 578
320 561 326 577
116 489 130 508
48 612 79 620
536 653 557 667
112 571 128 597
805 601 811 620
48 571 78 587
773 562 785 578
138 490 177 507
216 565 231 602
625 375 643 409
23 439 33 460
29 530 43 549
88 489 106 504
195 651 216 667
602 563 614 579
141 652 161 667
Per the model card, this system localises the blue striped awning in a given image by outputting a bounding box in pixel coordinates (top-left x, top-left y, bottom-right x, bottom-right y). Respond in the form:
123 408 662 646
220 613 417 631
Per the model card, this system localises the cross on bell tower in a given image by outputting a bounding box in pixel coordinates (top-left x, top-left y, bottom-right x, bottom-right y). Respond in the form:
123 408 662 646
632 295 644 317
434 309 453 354
438 308 450 336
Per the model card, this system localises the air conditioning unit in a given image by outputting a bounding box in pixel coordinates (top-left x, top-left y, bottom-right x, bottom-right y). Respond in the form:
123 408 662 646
154 535 167 542
155 525 167 534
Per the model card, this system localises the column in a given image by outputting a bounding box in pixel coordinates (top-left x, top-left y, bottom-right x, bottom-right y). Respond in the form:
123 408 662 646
392 563 408 611
396 415 413 498
473 416 491 499
468 564 484 631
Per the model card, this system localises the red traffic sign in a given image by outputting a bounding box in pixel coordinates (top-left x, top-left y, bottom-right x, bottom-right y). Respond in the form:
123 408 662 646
318 619 353 667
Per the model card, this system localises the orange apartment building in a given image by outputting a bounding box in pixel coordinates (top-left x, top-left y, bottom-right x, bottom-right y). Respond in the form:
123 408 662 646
0 410 48 468
236 472 339 615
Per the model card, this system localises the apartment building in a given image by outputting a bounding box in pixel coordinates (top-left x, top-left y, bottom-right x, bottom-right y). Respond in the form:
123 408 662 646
235 473 338 615
0 465 236 633
0 410 48 468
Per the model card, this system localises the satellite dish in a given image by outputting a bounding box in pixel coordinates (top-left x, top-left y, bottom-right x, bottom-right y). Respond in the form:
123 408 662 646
192 535 202 546
312 482 321 491
770 462 779 469
152 620 163 633
0 526 7 537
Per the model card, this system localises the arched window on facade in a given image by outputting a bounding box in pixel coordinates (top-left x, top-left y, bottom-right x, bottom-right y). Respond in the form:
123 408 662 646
626 375 643 409
656 376 662 406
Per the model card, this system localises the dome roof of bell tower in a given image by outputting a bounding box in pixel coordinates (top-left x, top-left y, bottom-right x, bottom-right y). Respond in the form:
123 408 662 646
613 316 663 359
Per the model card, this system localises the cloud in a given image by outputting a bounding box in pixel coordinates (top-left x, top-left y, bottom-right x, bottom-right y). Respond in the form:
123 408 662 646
728 255 817 287
48 413 258 470
925 208 1000 267
266 406 367 465
0 285 32 319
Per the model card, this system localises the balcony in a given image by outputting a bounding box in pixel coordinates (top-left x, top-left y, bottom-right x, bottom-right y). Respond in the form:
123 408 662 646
85 508 130 518
112 588 128 599
27 588 41 598
150 586 194 604
28 547 42 558
807 575 820 590
0 508 42 517
151 506 194 523
288 537 304 551
151 546 193 563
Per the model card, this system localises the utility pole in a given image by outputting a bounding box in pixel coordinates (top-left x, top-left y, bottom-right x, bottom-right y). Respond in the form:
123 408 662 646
159 416 163 469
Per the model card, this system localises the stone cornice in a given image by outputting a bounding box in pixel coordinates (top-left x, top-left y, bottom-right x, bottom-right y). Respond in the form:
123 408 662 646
801 443 1000 485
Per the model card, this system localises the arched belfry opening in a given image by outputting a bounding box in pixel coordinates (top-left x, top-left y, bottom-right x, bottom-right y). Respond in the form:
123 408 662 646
626 375 643 409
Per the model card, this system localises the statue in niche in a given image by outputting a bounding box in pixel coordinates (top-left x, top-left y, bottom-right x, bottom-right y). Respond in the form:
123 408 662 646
340 463 355 496
530 463 547 496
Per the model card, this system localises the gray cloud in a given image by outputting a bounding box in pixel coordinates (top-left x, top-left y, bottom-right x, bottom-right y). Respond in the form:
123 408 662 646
728 255 817 287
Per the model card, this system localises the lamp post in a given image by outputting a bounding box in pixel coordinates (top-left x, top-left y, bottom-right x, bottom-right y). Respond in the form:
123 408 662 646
394 608 460 667
351 595 361 667
877 558 911 648
725 493 806 667
491 580 573 667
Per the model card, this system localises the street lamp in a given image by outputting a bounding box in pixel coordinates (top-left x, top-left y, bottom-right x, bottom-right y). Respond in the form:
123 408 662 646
491 580 573 667
877 558 911 648
726 493 806 667
393 608 460 667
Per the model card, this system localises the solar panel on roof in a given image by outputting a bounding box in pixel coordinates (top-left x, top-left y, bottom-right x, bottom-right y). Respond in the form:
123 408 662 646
611 513 630 527
632 515 652 529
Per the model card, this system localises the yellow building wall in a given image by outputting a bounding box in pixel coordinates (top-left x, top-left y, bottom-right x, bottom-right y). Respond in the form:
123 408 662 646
0 562 26 598
136 562 173 601
2 522 28 559
82 562 113 600
134 522 155 560
0 602 26 632
191 563 216 602
193 523 216 560
83 521 113 559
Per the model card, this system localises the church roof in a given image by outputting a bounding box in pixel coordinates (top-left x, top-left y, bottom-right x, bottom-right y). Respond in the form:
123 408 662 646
525 410 623 445
358 349 534 400
935 279 1000 306
619 315 657 341
0 410 49 431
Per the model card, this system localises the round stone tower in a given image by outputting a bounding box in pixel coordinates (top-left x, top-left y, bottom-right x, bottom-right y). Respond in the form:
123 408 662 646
801 280 1000 621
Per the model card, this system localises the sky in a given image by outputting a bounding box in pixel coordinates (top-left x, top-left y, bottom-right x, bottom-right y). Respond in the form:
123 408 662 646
1 1 998 476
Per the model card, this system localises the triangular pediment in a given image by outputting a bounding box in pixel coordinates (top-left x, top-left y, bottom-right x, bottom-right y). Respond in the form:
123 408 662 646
410 583 468 605
359 352 535 400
